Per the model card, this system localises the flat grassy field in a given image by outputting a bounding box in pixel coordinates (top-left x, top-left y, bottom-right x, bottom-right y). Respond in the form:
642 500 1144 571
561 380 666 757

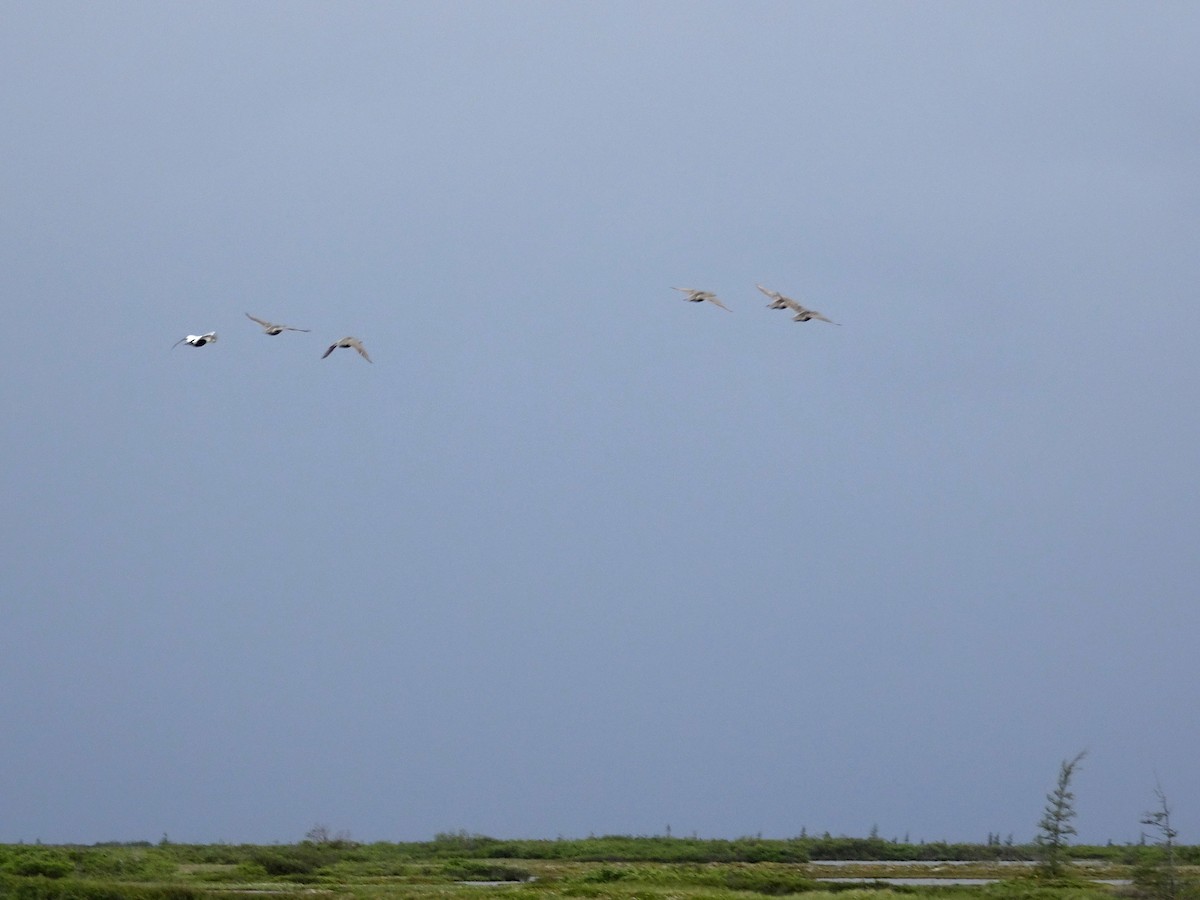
1 836 1194 900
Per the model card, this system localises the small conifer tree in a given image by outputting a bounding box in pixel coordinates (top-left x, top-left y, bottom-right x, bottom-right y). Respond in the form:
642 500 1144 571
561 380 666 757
1035 750 1087 877
1139 784 1178 900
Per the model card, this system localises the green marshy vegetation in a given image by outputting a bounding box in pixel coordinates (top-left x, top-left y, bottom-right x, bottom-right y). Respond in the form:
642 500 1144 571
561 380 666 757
1 834 1197 900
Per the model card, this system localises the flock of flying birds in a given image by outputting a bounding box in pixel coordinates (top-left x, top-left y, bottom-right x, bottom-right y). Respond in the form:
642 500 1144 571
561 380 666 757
172 314 372 362
674 284 839 324
171 284 834 362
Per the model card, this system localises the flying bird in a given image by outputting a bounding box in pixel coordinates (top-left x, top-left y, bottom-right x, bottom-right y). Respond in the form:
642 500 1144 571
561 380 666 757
172 332 218 348
756 284 839 324
757 284 794 311
245 313 310 335
322 337 372 363
671 286 731 311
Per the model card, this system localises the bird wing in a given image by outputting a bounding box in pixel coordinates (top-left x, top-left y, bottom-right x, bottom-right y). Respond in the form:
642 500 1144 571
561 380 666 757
706 295 732 311
352 341 372 363
284 326 311 332
171 337 186 349
321 344 337 359
759 285 794 309
246 313 272 328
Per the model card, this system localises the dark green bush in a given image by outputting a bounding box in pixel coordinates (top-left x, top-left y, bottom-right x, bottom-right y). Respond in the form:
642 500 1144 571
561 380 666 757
245 843 349 878
439 859 531 882
70 851 174 881
717 868 819 895
0 878 203 900
2 852 74 880
577 866 632 883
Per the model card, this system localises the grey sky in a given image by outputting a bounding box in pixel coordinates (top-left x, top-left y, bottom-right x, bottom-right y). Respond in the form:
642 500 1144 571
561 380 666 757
2 1 1197 845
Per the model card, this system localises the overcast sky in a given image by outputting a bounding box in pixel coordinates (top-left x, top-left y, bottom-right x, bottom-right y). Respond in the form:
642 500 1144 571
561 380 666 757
2 1 1198 846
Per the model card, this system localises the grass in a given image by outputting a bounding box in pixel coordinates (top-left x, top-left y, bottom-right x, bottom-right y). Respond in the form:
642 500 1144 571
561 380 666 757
2 837 1195 900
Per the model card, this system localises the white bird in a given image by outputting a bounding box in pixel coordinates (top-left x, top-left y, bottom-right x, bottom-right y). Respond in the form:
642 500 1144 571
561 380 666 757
321 336 372 363
671 286 731 311
246 313 310 335
756 284 839 324
172 332 218 348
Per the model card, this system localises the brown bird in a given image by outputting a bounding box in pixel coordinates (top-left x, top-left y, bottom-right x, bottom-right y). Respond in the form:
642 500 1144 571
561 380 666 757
321 336 372 363
246 313 311 335
671 286 731 311
756 284 839 324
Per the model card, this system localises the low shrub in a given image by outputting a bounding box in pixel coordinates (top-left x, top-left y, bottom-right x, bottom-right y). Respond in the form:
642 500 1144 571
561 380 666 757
244 844 346 878
439 859 532 882
715 868 819 895
0 878 203 900
576 866 632 883
1 850 75 880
